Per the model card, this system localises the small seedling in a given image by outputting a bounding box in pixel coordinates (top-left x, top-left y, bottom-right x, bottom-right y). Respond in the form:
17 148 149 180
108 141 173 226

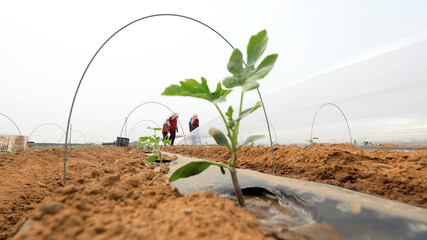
363 140 372 146
162 30 278 207
353 140 357 146
307 137 318 146
139 127 171 165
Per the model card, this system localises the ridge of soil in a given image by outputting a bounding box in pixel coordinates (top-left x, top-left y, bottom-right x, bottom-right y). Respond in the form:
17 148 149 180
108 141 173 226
164 144 427 209
0 147 274 240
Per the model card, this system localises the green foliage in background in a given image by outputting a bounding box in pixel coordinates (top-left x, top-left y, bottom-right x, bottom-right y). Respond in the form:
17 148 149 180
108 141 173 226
139 127 171 165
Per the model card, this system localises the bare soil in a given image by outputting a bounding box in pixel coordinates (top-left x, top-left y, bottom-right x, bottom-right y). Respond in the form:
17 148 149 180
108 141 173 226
164 144 427 209
0 147 273 240
1 144 425 239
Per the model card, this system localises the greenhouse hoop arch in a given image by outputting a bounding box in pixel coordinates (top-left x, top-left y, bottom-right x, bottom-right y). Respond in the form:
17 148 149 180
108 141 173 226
127 119 161 139
0 113 22 136
310 103 353 144
70 129 89 144
28 123 66 143
118 101 188 156
247 119 278 145
63 13 276 186
130 126 152 142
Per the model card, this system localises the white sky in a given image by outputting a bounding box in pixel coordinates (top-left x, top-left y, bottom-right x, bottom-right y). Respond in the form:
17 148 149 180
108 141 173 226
1 0 427 143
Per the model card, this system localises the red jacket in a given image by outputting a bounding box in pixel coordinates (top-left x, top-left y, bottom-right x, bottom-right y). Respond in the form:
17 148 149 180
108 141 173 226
168 117 178 131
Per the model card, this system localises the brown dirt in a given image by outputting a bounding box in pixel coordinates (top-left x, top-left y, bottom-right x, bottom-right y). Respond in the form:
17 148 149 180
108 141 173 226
0 147 274 240
164 144 427 209
2 144 425 239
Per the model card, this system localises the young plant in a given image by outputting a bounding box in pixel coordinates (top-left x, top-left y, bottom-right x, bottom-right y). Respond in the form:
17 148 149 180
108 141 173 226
162 30 278 206
139 127 171 165
307 137 318 146
363 140 372 146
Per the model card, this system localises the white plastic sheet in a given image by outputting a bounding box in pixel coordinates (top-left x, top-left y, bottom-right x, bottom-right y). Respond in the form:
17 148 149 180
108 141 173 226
180 31 427 146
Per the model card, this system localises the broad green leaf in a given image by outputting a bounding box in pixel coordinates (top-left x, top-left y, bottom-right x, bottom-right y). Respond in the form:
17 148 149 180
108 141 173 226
242 79 260 92
147 155 159 163
169 161 228 182
247 30 268 67
227 49 243 75
237 101 262 121
240 135 265 147
209 128 230 148
246 54 278 83
164 139 171 144
139 136 151 142
222 76 241 89
162 78 231 104
147 127 162 131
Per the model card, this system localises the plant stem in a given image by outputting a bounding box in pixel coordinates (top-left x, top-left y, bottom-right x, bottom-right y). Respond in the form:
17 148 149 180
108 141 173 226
213 103 232 150
231 90 244 166
229 163 245 207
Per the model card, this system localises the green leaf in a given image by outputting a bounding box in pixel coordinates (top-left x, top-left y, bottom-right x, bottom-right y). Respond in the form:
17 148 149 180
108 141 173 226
162 78 232 104
209 128 229 148
225 106 235 129
223 31 277 92
227 49 243 75
240 135 265 147
246 54 278 83
237 101 262 121
225 106 234 120
169 161 228 182
147 127 162 131
242 78 260 92
164 139 171 144
247 30 268 67
139 136 151 142
222 76 241 89
147 155 159 163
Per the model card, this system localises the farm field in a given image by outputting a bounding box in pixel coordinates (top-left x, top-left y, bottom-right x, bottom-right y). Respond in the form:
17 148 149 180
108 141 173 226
164 144 427 209
1 147 275 240
0 144 425 239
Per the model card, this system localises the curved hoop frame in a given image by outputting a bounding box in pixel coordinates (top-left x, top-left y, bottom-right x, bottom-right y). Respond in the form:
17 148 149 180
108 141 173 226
28 123 66 143
0 113 22 136
70 129 88 144
118 101 187 155
127 119 160 139
63 13 275 185
247 119 278 144
310 103 353 144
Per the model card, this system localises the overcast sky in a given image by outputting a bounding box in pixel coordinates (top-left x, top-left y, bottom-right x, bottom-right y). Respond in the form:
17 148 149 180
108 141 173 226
1 0 427 143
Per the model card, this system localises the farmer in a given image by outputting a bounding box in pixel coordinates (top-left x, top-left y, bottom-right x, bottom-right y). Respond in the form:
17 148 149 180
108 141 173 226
167 112 179 146
189 114 201 145
162 118 169 142
189 114 199 132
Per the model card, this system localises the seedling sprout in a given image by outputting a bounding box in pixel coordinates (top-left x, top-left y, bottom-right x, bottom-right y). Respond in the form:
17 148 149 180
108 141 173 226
139 127 171 165
162 30 278 206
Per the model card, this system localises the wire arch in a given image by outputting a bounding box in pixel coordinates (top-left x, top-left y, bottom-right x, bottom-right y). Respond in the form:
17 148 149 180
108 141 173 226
0 113 22 136
247 119 278 144
310 103 353 144
28 123 66 143
63 13 276 185
129 124 154 142
118 101 187 155
70 129 88 144
127 119 161 139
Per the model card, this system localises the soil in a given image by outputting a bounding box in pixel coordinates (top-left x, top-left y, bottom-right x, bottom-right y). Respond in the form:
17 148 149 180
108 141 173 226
1 144 425 239
164 144 427 209
0 147 275 240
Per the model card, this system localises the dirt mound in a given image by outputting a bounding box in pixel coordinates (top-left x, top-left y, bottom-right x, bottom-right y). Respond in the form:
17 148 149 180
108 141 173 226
164 144 427 208
1 147 271 240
